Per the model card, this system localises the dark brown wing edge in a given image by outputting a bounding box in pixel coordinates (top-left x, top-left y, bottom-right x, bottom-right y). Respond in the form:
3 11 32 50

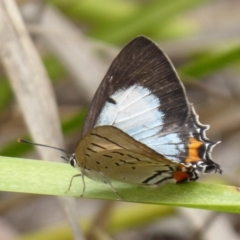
81 36 190 137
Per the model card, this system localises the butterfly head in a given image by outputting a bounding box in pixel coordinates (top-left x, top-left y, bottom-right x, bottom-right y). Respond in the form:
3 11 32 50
68 153 77 168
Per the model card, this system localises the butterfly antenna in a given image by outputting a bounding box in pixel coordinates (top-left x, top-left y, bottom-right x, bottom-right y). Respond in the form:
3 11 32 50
17 138 71 156
61 156 69 162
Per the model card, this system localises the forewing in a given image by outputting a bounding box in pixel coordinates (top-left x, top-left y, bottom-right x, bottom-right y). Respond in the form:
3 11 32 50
81 36 189 137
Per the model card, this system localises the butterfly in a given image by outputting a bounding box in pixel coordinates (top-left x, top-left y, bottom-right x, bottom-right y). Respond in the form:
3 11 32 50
67 36 222 198
19 36 222 199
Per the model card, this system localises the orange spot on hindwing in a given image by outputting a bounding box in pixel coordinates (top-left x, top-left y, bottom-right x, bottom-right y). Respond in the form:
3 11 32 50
185 137 203 163
173 171 191 183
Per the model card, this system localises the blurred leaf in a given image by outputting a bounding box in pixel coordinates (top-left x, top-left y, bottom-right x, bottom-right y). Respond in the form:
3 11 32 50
17 204 174 240
1 156 240 214
61 108 88 135
0 136 33 157
0 79 12 112
50 0 137 24
0 109 88 157
179 44 240 79
43 55 67 82
0 55 65 115
50 0 212 44
91 0 212 44
153 18 197 40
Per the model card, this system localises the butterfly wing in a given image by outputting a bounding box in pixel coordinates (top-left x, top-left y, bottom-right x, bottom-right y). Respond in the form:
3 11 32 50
82 36 189 136
76 126 197 184
81 36 221 174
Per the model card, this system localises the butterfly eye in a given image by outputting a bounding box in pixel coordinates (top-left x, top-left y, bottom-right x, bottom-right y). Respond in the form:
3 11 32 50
69 156 76 168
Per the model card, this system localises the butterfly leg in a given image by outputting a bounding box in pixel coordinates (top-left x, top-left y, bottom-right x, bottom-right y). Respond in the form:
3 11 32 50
80 173 86 197
65 173 82 194
103 177 122 200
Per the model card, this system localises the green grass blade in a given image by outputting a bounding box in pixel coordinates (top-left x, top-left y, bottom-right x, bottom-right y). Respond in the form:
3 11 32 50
1 156 239 213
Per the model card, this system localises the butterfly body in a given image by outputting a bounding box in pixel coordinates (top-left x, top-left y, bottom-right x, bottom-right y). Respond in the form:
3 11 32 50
68 36 221 197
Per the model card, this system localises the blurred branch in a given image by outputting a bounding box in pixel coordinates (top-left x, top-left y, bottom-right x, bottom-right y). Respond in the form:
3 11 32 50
23 5 114 101
0 1 84 239
0 194 37 214
0 0 64 158
17 203 174 240
86 201 115 240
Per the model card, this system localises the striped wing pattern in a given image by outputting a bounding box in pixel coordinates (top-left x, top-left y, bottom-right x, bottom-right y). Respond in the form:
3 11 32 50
75 126 197 185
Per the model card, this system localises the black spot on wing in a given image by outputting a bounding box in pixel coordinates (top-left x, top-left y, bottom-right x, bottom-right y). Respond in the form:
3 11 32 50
87 147 97 153
91 143 106 150
198 143 206 159
142 170 170 184
112 151 124 156
155 176 173 184
126 154 141 161
90 133 124 149
107 97 117 104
